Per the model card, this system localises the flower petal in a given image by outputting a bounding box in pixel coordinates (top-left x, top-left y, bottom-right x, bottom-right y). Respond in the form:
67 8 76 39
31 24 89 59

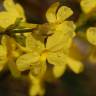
15 4 26 21
57 6 73 22
86 27 96 45
16 52 40 71
80 0 96 14
46 31 65 51
47 52 66 77
89 48 96 63
66 56 83 74
47 52 66 66
46 2 59 23
0 12 16 28
46 21 75 52
30 61 46 78
26 33 44 54
53 64 66 78
29 74 45 96
4 0 16 12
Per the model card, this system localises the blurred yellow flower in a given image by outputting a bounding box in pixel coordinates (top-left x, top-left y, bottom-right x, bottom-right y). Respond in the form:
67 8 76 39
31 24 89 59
86 27 96 46
0 0 25 28
80 0 96 14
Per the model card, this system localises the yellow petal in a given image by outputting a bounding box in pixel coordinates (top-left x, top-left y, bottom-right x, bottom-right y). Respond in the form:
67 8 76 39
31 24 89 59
86 27 96 45
4 0 16 12
30 61 46 78
47 52 66 77
29 74 45 96
0 12 16 28
15 4 26 21
46 2 60 23
46 31 64 51
30 82 44 96
47 52 66 66
56 21 76 32
26 33 44 54
46 21 75 52
66 56 83 74
16 52 40 71
57 6 73 22
3 0 25 27
53 64 66 78
80 0 96 14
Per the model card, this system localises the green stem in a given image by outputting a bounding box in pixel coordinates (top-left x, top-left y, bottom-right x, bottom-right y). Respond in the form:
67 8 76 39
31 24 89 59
0 28 36 35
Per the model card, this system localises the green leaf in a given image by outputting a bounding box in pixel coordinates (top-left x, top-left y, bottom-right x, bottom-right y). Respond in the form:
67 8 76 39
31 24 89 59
0 12 16 28
5 18 23 32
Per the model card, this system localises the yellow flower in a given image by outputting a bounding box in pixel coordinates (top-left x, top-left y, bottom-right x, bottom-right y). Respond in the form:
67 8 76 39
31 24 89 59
86 27 96 46
80 0 96 14
16 22 83 78
46 2 73 23
46 2 83 77
16 3 84 96
16 33 46 74
45 2 74 34
16 2 83 79
0 0 25 28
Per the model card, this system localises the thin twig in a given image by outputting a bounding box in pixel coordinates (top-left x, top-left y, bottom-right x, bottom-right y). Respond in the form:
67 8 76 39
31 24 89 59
0 28 37 35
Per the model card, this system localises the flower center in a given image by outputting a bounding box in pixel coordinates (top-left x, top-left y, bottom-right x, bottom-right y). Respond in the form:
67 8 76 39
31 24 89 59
40 49 48 62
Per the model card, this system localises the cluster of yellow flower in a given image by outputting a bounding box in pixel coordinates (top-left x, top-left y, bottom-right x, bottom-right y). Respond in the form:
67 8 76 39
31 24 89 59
0 0 96 96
